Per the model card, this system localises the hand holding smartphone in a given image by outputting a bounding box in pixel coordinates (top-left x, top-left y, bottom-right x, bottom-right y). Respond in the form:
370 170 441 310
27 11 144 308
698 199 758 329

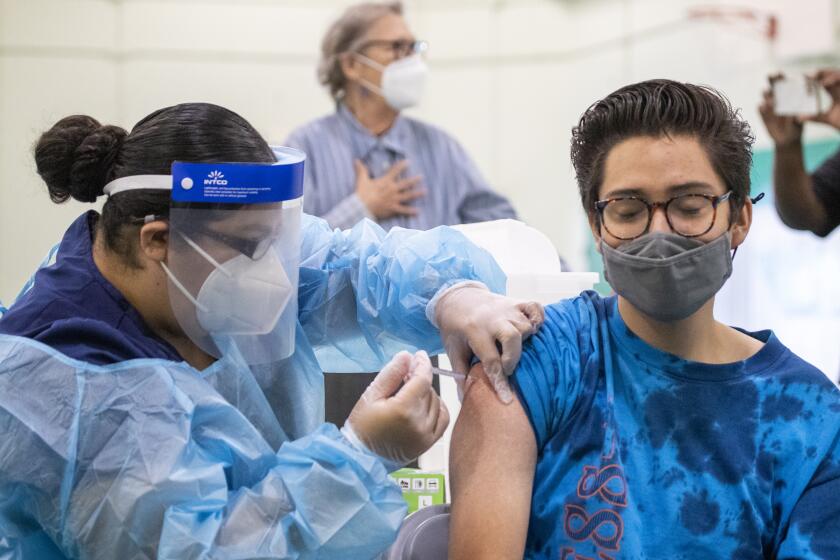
772 74 825 117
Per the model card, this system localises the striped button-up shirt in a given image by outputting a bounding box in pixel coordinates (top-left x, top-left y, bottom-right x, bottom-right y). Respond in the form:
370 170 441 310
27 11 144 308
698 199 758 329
285 104 517 231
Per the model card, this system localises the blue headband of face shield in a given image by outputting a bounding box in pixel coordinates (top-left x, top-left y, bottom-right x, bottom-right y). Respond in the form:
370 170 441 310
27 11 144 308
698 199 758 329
102 146 306 204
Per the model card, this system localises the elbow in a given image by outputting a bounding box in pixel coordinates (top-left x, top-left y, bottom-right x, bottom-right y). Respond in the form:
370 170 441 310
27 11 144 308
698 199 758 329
812 221 836 238
774 203 828 236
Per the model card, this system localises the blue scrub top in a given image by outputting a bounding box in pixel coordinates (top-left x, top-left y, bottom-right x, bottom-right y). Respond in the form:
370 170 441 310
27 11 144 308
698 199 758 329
0 211 182 365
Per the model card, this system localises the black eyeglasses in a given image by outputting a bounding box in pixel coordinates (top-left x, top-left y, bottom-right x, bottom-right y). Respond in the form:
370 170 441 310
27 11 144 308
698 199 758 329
594 192 732 240
191 227 277 260
356 39 427 59
132 216 277 260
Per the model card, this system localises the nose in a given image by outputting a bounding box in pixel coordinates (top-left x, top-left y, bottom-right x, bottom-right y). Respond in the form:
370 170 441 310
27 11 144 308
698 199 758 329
648 205 671 234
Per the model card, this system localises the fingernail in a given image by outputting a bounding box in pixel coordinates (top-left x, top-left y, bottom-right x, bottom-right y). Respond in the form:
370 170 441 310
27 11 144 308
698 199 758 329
494 378 514 404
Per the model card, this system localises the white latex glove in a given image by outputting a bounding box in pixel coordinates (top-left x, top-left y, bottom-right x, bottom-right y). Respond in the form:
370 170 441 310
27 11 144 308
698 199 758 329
434 283 545 404
342 350 449 471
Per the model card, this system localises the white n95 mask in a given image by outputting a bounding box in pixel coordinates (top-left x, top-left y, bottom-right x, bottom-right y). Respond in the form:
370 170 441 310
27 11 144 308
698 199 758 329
197 251 292 335
356 53 428 110
162 232 293 336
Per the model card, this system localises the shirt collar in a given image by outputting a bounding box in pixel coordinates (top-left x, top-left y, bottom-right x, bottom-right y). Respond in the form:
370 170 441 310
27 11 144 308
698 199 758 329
72 211 183 359
73 211 145 312
337 103 409 157
605 295 785 381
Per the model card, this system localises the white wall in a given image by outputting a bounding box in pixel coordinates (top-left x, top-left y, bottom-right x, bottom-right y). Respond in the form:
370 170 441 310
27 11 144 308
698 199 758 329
3 0 840 357
412 0 840 270
0 0 353 302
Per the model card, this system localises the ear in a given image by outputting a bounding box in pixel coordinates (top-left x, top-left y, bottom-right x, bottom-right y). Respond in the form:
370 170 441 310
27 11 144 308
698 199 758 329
339 52 362 83
138 221 169 263
729 197 753 250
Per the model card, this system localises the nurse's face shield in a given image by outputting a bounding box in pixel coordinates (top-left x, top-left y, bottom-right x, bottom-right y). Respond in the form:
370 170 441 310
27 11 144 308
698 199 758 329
103 147 305 365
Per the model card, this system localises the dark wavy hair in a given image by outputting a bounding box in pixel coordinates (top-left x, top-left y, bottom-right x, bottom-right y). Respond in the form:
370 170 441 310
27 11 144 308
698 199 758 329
571 79 755 216
34 103 275 266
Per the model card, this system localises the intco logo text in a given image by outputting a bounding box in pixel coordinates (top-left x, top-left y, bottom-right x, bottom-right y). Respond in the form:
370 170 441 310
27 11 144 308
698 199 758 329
204 170 228 186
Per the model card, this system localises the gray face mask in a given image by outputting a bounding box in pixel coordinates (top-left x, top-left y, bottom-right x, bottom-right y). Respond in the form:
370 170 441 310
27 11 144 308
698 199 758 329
600 231 733 322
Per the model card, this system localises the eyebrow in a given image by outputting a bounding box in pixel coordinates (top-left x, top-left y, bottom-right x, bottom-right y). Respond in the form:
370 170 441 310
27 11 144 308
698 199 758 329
601 182 718 199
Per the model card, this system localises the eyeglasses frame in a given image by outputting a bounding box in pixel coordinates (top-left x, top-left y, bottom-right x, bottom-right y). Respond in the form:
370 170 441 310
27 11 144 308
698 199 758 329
593 191 733 241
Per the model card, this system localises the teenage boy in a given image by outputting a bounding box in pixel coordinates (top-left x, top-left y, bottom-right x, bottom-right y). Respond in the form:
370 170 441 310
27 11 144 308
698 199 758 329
449 79 840 560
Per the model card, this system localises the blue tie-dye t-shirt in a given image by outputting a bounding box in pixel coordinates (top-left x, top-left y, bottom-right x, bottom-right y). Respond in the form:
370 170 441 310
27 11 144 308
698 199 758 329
510 292 840 560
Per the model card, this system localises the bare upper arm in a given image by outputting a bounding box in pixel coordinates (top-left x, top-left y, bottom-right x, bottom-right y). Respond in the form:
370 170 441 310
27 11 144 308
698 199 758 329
448 364 537 560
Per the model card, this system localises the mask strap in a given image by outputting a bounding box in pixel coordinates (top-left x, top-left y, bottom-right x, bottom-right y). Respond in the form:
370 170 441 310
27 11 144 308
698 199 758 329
159 230 233 314
351 53 389 97
722 230 740 260
160 261 209 313
353 52 386 72
177 231 233 278
359 78 386 97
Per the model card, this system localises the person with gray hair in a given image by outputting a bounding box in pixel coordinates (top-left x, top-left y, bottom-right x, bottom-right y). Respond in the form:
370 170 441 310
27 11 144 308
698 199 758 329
286 1 517 231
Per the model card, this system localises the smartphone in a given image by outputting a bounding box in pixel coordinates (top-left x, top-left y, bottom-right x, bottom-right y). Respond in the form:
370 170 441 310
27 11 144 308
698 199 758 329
773 74 824 117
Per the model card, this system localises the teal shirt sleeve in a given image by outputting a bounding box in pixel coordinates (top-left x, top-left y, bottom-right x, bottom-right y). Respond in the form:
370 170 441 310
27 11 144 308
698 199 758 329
297 213 507 373
510 296 596 449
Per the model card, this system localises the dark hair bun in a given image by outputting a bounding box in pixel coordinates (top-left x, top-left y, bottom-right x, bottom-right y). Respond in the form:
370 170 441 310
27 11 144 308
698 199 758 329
35 115 128 203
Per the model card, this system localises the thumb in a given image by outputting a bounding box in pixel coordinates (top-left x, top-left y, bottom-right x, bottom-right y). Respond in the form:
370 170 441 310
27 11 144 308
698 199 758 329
366 351 412 400
519 301 545 331
353 159 370 180
488 368 515 405
393 352 433 404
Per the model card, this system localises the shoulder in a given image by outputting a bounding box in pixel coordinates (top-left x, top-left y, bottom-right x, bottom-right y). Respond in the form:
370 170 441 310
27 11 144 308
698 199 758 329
526 291 607 358
0 276 94 340
298 213 388 273
517 291 608 381
509 292 610 448
401 115 461 147
401 115 448 135
759 337 839 396
753 338 840 458
773 350 840 420
301 211 330 233
299 213 334 266
285 112 342 146
30 317 156 365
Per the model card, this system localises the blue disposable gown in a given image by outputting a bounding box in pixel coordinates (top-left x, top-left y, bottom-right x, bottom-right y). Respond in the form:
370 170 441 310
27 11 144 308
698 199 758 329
0 211 506 559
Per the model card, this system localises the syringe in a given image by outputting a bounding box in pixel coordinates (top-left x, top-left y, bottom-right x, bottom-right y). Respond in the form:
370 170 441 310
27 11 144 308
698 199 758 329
431 367 466 381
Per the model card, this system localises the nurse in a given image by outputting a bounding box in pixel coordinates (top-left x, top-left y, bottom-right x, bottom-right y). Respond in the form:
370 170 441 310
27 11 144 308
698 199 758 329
0 103 542 559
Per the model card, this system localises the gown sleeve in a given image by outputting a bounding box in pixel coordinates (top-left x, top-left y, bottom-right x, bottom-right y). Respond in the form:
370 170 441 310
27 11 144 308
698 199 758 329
0 335 406 560
297 213 506 372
